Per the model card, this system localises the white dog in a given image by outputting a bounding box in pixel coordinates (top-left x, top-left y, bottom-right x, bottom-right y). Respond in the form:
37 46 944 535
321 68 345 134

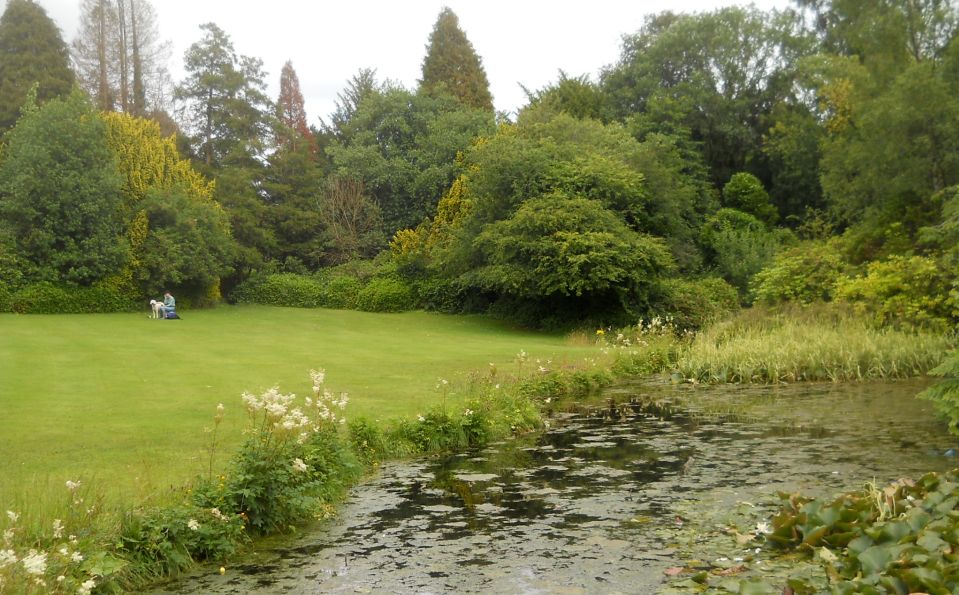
149 299 164 319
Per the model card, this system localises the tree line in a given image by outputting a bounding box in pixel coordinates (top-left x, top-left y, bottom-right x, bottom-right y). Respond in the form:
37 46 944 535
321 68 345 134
0 0 956 328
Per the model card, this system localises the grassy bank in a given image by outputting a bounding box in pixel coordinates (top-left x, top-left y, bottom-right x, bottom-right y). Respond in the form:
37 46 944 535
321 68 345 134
0 305 600 505
0 307 659 592
677 307 954 383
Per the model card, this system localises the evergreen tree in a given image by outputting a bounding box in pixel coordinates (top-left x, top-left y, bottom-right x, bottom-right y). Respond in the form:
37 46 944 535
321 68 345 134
0 0 74 131
419 7 493 111
276 60 315 153
176 22 273 169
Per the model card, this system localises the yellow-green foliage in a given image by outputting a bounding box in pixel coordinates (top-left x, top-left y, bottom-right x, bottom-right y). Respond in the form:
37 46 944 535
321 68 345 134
101 112 214 204
750 240 846 305
390 174 474 263
679 307 952 383
834 255 953 329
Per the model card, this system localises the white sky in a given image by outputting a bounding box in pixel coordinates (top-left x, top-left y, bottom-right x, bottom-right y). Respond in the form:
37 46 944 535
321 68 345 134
22 0 789 124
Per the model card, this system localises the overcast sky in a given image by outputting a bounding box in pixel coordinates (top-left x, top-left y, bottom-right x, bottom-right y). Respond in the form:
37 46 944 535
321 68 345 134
23 0 789 125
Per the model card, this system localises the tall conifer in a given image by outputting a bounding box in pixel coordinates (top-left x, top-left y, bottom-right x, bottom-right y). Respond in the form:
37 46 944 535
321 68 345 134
0 0 74 130
419 7 493 111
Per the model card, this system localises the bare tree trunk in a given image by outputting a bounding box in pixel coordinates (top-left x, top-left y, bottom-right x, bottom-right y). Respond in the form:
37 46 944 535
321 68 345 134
96 0 112 111
129 0 145 116
116 0 129 111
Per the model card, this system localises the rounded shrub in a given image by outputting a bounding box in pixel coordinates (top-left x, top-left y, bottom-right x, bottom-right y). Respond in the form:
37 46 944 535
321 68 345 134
751 240 846 306
655 277 740 331
355 277 416 313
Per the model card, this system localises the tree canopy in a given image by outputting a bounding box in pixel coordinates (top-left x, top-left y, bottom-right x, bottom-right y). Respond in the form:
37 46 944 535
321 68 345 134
419 7 493 111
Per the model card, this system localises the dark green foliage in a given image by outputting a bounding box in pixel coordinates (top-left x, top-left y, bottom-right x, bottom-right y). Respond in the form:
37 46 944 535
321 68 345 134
136 189 237 302
0 0 74 130
231 273 338 308
419 7 493 111
413 277 476 313
751 241 847 305
5 281 137 314
466 193 674 301
327 86 494 234
654 277 740 331
700 209 786 294
0 90 127 285
601 7 812 188
920 351 959 435
355 277 416 313
722 172 779 226
118 505 246 580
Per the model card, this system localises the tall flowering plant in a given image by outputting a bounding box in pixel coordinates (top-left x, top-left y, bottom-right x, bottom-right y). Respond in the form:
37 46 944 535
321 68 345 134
204 370 350 534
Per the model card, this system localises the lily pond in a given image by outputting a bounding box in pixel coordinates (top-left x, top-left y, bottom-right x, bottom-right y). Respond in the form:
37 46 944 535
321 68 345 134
156 379 958 594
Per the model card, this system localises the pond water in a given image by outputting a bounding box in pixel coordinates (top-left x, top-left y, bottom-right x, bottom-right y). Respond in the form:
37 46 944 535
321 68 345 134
156 379 959 594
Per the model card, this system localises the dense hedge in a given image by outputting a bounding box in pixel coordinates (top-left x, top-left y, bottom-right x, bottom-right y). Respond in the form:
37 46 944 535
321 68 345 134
0 281 138 314
231 272 416 313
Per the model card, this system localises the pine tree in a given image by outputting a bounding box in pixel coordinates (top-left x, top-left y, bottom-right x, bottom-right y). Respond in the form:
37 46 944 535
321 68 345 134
419 7 493 111
0 0 74 130
276 60 315 153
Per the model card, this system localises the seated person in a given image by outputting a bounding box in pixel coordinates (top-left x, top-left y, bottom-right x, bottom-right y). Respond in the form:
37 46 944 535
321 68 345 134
161 291 176 315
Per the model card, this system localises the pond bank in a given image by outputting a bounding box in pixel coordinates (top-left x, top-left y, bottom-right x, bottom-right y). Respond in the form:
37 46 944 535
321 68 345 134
154 378 958 593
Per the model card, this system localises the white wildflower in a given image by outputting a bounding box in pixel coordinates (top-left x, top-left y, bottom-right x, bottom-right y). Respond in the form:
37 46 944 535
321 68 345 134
57 575 66 583
464 408 473 417
0 549 15 567
544 397 551 404
2 529 12 544
21 550 47 576
339 417 346 425
58 546 69 556
52 519 63 539
216 403 224 414
241 391 261 412
417 414 425 422
210 508 227 521
71 551 83 563
68 535 77 544
292 458 308 473
5 511 18 523
310 369 326 388
538 366 547 373
754 521 772 535
188 519 200 531
78 578 96 595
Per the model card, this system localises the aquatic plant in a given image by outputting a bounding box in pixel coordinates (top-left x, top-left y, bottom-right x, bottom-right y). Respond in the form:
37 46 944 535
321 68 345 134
678 308 951 383
752 470 959 592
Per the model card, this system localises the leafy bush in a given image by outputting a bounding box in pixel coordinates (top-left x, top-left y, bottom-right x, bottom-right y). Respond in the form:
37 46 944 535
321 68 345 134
722 172 778 226
118 504 246 578
834 255 954 329
751 240 846 305
319 275 362 309
414 277 472 313
205 373 359 534
355 277 416 312
230 273 326 308
700 208 785 294
8 282 138 314
919 350 959 435
655 277 740 331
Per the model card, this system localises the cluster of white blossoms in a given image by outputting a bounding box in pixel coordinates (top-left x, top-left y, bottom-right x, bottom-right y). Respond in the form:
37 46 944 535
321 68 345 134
305 369 348 427
1 483 99 592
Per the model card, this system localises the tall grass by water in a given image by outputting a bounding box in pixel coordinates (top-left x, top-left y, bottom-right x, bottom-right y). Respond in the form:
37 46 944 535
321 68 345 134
678 307 954 383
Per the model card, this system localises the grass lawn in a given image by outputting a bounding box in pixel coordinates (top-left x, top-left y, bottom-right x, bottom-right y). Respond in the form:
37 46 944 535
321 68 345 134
0 305 599 505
